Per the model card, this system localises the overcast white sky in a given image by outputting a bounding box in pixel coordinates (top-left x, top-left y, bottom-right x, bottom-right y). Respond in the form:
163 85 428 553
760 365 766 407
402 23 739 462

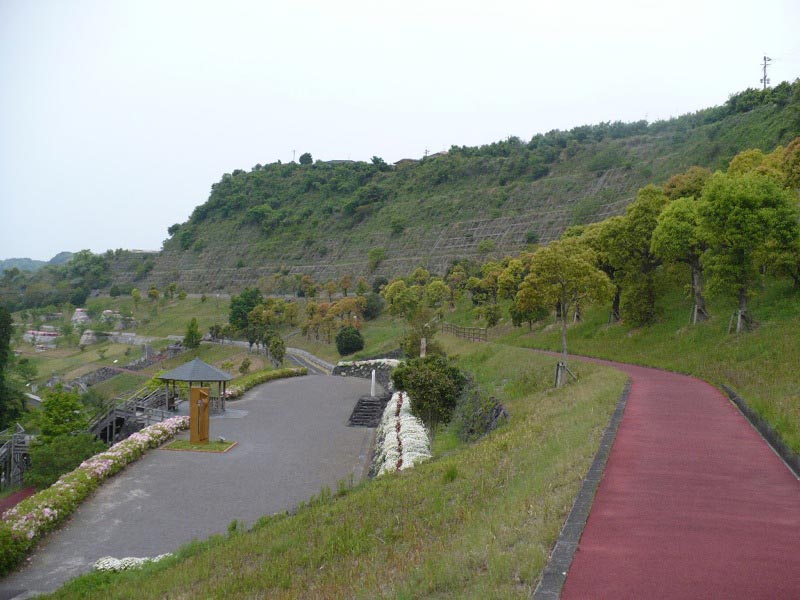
1 0 799 261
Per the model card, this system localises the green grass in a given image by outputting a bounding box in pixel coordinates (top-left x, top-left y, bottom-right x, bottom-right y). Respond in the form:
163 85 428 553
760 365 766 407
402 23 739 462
161 440 237 453
288 311 405 363
90 372 150 399
21 343 145 386
492 277 800 453
48 340 626 599
123 296 229 338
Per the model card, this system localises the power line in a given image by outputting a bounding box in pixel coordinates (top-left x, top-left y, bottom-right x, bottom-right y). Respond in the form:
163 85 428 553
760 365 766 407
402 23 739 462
760 55 772 90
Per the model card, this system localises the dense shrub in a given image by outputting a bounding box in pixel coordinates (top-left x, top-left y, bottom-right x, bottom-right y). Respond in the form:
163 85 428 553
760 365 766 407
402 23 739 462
363 292 384 320
399 328 444 359
391 355 467 429
336 326 364 356
25 433 107 489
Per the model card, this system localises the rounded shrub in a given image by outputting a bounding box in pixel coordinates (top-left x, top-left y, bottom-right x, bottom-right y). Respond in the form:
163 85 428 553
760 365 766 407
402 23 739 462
336 326 364 356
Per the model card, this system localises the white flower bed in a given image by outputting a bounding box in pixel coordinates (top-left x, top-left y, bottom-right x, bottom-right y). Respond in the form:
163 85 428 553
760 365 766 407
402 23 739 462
94 553 172 572
336 358 402 368
373 392 431 476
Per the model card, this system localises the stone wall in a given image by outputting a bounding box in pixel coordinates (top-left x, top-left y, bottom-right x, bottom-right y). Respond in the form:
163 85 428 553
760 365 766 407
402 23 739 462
332 359 401 395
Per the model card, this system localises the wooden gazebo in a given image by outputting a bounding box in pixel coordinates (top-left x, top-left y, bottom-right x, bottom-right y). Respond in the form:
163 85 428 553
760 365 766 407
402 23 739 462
158 358 233 413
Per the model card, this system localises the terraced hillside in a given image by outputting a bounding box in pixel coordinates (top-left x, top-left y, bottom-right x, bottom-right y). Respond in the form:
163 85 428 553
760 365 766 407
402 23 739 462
111 83 800 291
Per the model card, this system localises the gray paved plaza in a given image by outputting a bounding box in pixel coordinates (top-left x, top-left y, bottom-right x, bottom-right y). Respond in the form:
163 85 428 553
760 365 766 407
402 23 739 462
0 374 375 598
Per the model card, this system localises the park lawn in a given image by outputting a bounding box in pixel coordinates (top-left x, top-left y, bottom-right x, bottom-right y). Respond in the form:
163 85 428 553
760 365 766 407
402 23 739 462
119 296 229 338
21 342 145 386
289 312 405 364
49 340 626 599
90 372 150 399
495 278 800 453
161 439 237 453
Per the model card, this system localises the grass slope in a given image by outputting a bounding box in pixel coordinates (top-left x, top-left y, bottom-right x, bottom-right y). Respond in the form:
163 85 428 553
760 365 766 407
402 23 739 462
49 340 626 599
493 277 800 453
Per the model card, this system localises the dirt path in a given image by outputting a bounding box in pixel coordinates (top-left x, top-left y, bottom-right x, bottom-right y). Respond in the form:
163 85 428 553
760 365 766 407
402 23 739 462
559 358 800 599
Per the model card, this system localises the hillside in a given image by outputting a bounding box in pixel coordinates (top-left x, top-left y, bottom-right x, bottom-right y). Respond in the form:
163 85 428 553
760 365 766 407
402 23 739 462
103 82 800 292
0 252 73 274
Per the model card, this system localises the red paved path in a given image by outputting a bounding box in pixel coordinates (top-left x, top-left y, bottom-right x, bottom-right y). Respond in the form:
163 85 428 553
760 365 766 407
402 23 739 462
0 487 36 515
562 359 800 599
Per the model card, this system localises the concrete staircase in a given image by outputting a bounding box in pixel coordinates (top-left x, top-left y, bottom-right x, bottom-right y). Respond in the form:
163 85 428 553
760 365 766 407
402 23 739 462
347 395 389 428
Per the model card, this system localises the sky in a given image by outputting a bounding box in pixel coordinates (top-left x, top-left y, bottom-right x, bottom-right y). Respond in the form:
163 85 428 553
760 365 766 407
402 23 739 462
1 0 799 261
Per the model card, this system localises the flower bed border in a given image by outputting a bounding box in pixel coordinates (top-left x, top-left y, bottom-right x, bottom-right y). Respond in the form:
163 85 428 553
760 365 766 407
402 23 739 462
372 391 431 476
0 416 190 577
224 367 307 400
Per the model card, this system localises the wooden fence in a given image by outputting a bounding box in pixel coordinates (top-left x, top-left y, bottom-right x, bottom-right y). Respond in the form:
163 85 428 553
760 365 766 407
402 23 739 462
441 322 488 342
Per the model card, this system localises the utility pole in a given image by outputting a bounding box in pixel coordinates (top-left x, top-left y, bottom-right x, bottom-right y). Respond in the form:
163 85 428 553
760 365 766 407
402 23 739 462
292 149 296 163
760 55 772 90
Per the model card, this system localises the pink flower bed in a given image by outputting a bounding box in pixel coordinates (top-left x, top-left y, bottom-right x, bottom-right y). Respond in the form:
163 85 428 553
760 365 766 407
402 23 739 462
0 416 189 576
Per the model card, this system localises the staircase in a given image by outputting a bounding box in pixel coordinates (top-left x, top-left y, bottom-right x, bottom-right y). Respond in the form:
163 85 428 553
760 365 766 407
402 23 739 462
89 386 180 443
348 395 389 428
0 424 30 491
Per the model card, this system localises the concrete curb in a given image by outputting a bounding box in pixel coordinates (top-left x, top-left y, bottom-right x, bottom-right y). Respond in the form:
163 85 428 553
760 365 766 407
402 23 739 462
721 385 800 479
532 380 631 599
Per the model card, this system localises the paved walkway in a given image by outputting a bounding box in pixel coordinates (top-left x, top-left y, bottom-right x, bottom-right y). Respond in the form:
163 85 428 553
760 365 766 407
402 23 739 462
561 359 800 599
0 374 374 598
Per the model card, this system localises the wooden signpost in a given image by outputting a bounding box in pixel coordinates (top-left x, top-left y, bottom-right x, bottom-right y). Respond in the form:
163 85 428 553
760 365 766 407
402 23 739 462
189 387 210 444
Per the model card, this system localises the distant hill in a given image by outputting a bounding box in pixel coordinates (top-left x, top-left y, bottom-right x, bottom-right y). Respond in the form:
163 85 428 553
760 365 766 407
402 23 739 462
103 82 800 293
0 252 74 273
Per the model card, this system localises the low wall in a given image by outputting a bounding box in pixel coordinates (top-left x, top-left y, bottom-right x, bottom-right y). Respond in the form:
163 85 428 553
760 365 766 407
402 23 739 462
332 359 401 394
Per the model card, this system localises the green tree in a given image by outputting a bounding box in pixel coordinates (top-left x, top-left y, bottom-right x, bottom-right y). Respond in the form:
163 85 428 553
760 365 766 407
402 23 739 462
268 335 286 366
609 185 669 325
367 247 386 272
184 318 202 349
131 288 141 311
362 292 384 320
0 307 25 429
229 287 263 331
698 172 799 331
37 387 88 441
355 277 370 296
519 238 613 369
651 197 710 322
511 286 549 329
391 355 467 430
298 152 313 165
323 280 338 302
339 275 353 296
25 433 106 489
423 279 450 316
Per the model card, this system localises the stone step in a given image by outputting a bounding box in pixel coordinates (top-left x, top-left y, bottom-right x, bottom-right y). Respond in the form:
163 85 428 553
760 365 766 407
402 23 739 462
348 394 389 428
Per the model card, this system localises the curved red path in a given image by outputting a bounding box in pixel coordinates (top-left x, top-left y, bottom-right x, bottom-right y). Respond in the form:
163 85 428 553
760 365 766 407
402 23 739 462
561 359 800 599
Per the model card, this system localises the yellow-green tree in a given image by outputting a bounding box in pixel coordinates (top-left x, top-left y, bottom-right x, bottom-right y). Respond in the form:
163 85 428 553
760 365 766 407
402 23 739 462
519 238 613 366
698 172 799 331
651 197 710 322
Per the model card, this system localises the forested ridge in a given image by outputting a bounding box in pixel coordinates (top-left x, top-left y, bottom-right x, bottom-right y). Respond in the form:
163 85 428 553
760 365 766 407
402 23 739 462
2 82 800 308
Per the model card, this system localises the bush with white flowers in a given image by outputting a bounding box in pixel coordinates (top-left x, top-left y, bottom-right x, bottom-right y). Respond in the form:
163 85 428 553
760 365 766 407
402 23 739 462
0 416 189 576
373 392 431 476
94 553 172 572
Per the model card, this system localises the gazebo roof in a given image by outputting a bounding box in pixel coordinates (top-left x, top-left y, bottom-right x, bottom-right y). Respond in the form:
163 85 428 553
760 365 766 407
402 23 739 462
158 358 234 382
